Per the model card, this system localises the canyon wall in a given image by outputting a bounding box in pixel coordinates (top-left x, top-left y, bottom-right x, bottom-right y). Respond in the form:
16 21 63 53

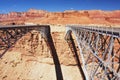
0 9 120 25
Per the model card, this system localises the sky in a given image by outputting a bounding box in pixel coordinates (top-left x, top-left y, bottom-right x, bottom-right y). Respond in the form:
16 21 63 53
0 0 120 13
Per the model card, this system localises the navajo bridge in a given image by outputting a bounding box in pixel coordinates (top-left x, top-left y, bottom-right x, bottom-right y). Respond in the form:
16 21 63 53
0 25 120 80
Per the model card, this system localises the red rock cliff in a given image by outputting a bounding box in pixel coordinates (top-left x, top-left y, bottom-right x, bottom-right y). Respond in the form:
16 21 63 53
0 9 120 25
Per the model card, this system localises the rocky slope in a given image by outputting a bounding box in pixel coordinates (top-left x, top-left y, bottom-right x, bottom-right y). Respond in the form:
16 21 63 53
0 9 120 25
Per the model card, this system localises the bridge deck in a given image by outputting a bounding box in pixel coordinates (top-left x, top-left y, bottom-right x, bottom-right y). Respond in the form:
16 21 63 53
0 25 49 29
67 25 120 37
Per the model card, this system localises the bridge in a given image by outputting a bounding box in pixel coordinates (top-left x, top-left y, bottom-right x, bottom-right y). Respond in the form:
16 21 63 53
0 25 50 57
0 24 120 80
0 24 64 80
65 25 120 80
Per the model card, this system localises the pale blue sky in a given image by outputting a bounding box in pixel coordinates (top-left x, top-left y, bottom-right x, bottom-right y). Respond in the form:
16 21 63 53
0 0 120 13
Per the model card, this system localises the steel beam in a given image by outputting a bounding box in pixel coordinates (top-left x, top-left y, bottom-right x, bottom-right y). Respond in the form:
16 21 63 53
65 25 120 80
0 25 50 58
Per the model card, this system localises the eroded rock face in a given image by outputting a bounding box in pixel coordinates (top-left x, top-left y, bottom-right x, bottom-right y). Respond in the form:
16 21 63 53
0 9 120 25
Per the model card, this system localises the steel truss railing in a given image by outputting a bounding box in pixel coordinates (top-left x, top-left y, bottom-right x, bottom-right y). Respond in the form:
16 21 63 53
65 25 120 80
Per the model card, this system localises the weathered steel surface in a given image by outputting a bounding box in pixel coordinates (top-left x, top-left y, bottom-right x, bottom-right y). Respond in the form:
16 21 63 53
65 25 120 80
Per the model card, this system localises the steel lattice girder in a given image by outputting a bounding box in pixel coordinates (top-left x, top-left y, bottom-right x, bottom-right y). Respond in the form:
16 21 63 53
65 25 120 80
0 25 50 58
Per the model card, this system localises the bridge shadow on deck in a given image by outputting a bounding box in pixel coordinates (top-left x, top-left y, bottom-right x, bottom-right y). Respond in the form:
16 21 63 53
65 30 86 80
44 27 63 80
71 38 86 80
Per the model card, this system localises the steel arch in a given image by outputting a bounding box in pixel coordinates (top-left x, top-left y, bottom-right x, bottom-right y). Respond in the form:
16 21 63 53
65 25 120 80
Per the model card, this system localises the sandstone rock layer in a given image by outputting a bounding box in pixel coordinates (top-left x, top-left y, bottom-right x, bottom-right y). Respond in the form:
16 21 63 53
0 9 120 26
